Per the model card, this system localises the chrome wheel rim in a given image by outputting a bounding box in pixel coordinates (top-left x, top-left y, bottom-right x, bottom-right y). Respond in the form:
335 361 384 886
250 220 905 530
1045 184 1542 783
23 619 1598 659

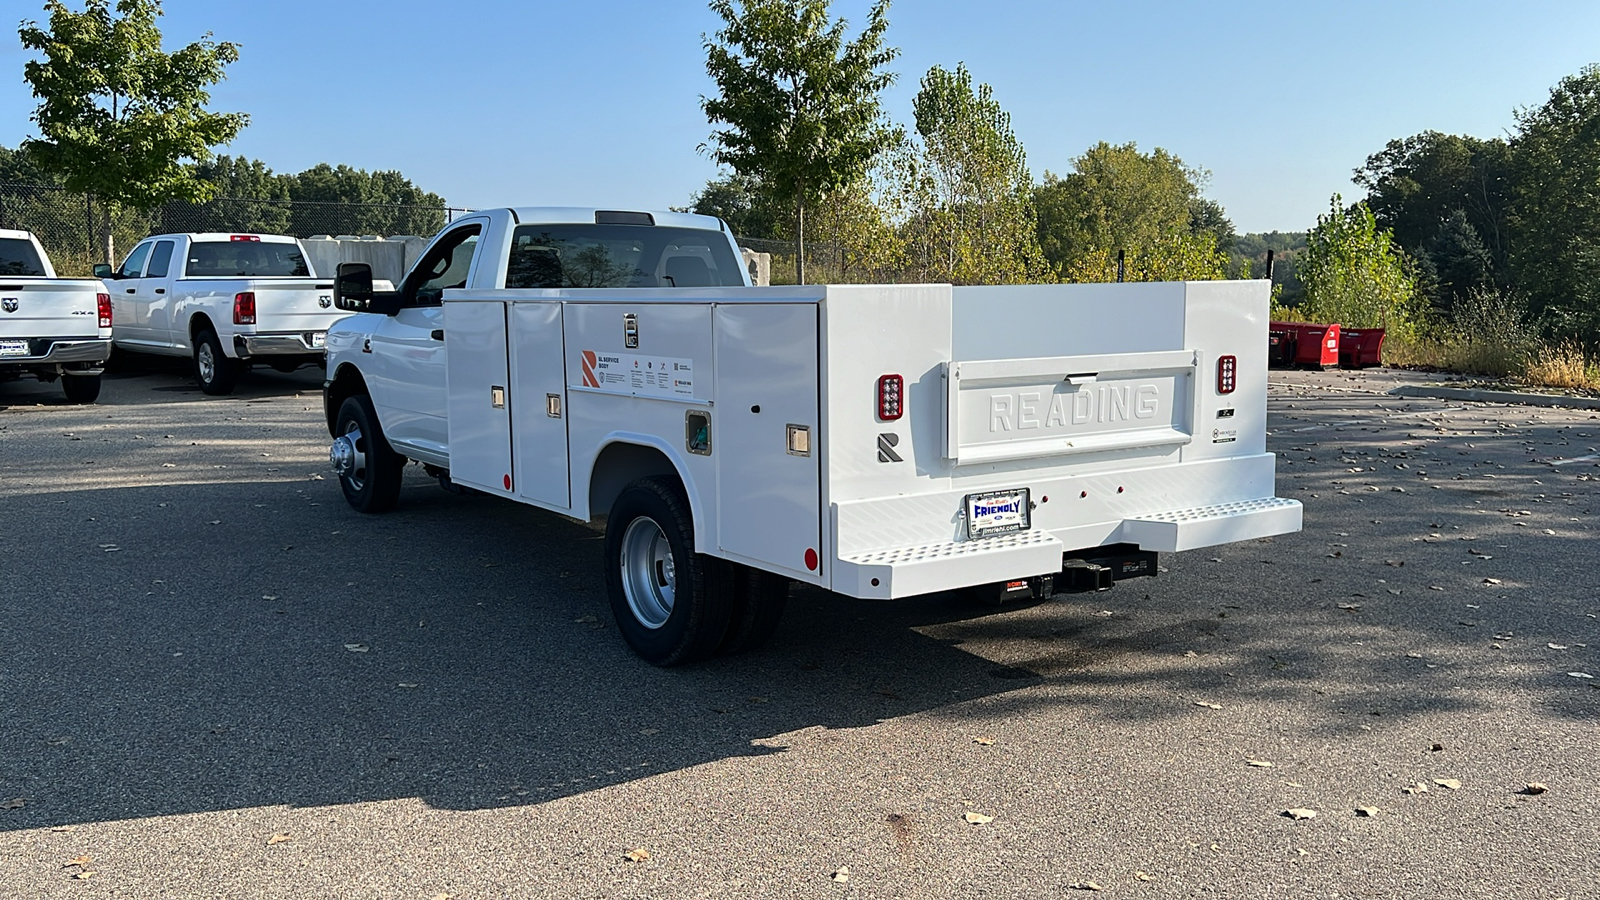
620 517 674 629
197 342 216 383
339 422 368 491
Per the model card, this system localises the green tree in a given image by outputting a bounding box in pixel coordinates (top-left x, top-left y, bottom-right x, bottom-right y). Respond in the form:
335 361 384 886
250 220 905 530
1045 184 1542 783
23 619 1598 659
1034 142 1227 282
901 63 1044 284
178 154 292 233
1299 195 1420 333
1509 65 1600 340
686 170 787 239
286 163 446 236
701 0 899 283
19 0 247 261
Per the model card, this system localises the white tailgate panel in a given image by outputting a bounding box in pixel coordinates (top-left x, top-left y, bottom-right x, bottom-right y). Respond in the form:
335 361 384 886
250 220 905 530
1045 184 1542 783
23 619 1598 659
444 300 515 496
511 301 571 509
714 303 821 578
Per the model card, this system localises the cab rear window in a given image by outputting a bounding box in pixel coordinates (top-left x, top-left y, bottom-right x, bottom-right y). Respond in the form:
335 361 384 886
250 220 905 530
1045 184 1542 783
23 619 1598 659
505 224 742 289
186 241 310 277
0 238 47 277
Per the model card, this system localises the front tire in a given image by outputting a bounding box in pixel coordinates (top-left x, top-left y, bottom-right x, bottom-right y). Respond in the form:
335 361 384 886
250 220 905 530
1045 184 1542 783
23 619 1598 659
61 373 102 404
194 329 239 395
334 394 404 513
605 477 733 666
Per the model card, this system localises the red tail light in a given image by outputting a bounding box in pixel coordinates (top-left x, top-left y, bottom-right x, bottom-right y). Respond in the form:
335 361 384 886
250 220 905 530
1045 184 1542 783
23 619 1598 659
96 292 112 327
233 291 256 325
877 374 904 420
1217 355 1237 394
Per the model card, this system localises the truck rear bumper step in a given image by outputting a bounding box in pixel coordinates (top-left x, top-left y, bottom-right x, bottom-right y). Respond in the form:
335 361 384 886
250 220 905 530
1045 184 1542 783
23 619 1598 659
835 530 1065 600
0 338 112 365
236 332 326 357
1120 497 1303 552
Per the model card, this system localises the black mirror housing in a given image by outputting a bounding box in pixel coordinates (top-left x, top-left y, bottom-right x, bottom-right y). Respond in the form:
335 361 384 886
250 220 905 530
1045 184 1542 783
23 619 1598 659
334 262 375 311
93 263 114 279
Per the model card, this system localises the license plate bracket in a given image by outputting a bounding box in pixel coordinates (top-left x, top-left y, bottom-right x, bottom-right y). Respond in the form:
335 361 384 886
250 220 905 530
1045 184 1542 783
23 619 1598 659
965 487 1031 539
0 339 31 358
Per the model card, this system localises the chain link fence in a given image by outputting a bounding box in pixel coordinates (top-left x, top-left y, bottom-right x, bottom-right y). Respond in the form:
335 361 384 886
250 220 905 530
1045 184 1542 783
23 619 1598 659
0 181 470 277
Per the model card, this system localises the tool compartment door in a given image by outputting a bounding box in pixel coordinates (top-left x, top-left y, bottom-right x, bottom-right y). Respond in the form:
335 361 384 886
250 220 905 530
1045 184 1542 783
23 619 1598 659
510 300 570 509
444 299 515 495
714 303 821 578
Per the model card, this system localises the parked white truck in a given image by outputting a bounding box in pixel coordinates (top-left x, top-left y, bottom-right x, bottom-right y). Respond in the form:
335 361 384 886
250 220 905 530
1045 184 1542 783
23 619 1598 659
0 228 113 403
324 208 1302 665
95 233 344 394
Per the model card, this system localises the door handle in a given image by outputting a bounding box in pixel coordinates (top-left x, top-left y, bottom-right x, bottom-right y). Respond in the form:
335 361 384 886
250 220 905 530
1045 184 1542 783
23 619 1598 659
430 329 444 341
125 288 135 293
154 288 165 294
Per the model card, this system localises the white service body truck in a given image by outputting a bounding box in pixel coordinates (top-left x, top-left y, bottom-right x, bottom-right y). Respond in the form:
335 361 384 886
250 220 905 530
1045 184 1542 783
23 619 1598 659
0 228 113 403
96 232 344 394
324 208 1302 665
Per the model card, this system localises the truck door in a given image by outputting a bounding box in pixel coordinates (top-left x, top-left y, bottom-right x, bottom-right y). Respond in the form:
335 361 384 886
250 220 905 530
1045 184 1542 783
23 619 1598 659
444 299 514 496
713 303 821 578
141 238 178 347
109 240 154 346
510 301 570 509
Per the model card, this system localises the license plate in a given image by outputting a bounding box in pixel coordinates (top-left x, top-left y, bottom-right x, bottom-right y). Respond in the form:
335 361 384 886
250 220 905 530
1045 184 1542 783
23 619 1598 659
310 332 326 349
0 339 30 357
966 488 1031 539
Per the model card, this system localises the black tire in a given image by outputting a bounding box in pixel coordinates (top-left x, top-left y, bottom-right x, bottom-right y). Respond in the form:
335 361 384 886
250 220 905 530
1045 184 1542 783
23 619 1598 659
718 564 789 655
334 394 404 513
605 477 733 666
194 328 239 395
60 373 102 404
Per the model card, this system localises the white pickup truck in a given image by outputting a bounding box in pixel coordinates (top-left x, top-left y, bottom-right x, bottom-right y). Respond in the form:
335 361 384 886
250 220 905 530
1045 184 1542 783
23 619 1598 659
0 228 113 403
95 232 345 394
324 207 1302 665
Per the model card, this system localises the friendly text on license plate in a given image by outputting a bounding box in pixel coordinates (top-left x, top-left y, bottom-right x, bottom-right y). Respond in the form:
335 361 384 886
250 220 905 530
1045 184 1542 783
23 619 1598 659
966 487 1031 539
310 332 326 349
0 339 31 357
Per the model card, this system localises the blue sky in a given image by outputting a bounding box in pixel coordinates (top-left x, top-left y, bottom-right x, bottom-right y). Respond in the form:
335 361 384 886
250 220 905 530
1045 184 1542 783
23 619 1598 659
2 0 1598 233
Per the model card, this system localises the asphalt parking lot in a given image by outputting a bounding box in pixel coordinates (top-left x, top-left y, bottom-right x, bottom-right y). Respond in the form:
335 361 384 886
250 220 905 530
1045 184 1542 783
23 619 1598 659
2 361 1596 898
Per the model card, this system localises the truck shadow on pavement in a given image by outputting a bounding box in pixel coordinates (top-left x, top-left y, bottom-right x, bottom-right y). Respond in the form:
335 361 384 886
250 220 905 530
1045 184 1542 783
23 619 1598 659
2 408 1594 829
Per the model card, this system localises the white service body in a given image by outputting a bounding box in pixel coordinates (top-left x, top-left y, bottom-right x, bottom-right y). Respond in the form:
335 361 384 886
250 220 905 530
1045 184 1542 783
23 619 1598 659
432 279 1300 598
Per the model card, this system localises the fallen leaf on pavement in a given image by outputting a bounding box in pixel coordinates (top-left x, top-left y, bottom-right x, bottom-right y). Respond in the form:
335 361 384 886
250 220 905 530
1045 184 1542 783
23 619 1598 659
1284 808 1317 820
1068 881 1103 891
624 847 651 862
963 812 995 825
1523 782 1548 795
343 644 369 653
1 798 25 810
63 856 92 867
1247 760 1274 768
1355 807 1379 817
973 736 996 746
831 867 850 883
1402 782 1429 795
1568 672 1594 679
1135 871 1154 882
1434 779 1462 790
1194 701 1222 710
72 871 94 880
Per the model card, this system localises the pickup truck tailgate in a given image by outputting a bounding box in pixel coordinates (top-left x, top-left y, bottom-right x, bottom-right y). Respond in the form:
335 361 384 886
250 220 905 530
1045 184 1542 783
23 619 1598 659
0 280 104 341
240 278 341 332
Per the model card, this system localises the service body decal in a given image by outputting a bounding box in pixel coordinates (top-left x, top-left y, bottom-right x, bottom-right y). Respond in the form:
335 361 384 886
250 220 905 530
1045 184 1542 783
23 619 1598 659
579 350 694 397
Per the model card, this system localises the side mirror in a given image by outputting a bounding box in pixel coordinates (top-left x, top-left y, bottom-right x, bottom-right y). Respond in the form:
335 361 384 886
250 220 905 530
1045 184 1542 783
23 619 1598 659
93 263 114 279
334 262 375 311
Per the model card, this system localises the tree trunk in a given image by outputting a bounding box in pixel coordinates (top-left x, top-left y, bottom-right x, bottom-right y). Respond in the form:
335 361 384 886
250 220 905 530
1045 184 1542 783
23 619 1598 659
795 197 806 285
98 200 115 265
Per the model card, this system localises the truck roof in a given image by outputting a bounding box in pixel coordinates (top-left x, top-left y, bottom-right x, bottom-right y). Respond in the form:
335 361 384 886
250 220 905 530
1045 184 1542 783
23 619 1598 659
149 233 302 244
0 228 38 241
504 208 728 232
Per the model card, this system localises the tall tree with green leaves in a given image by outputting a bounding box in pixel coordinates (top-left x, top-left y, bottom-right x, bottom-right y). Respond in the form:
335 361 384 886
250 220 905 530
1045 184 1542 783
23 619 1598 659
1509 65 1600 340
1034 142 1227 282
19 0 247 261
701 0 898 283
1299 195 1420 333
903 63 1044 284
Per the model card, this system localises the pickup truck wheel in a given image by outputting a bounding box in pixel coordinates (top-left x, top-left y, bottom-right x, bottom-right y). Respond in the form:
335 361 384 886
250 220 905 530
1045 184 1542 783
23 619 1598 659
60 373 102 404
333 395 404 513
718 564 789 655
605 477 733 666
194 329 239 395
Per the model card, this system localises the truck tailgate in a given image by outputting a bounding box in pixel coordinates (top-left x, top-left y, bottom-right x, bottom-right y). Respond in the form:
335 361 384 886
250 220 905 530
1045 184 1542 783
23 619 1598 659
0 280 104 341
238 279 341 333
944 350 1198 465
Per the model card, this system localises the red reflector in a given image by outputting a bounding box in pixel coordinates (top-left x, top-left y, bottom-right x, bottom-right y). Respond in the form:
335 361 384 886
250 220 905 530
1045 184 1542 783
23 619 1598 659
1217 355 1237 394
96 292 112 327
804 548 819 571
1005 580 1029 590
229 234 261 242
233 291 256 325
877 373 904 420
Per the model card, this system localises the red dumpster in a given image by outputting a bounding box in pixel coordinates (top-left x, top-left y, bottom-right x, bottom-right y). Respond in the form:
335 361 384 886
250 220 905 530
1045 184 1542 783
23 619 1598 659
1270 321 1341 369
1267 326 1297 369
1339 328 1385 368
